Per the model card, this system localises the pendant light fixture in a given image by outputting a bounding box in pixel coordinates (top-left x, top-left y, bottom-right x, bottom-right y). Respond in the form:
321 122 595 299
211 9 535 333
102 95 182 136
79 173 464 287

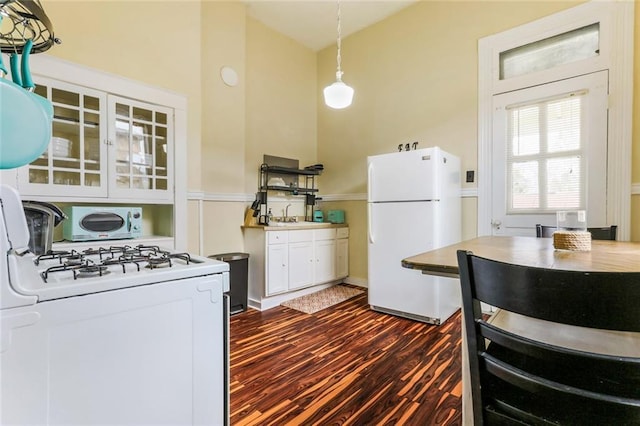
323 1 354 109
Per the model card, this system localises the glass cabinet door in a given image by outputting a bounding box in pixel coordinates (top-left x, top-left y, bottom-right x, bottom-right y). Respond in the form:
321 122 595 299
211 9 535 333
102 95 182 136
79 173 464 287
108 96 173 201
17 78 108 197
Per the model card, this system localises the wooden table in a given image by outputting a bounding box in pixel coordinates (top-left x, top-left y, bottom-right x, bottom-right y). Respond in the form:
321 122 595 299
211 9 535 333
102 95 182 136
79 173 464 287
402 236 640 425
403 235 640 275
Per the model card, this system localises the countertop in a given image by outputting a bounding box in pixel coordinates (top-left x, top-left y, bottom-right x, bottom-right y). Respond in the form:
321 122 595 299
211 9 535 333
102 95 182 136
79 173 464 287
242 222 348 231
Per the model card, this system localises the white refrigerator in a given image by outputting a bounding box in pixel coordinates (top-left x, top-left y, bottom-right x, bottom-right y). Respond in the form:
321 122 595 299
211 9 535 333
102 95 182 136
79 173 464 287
367 146 461 325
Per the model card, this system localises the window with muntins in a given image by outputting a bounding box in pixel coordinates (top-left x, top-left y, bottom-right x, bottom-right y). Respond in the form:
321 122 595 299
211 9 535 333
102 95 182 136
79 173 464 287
507 91 585 214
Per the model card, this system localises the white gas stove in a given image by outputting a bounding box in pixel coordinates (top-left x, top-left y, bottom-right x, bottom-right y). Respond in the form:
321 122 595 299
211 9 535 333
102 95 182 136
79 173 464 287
28 244 228 301
1 185 230 425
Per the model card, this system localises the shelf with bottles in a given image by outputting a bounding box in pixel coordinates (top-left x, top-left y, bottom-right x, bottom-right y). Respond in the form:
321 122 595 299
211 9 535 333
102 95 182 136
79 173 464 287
262 165 321 176
256 160 322 224
261 185 318 194
259 164 319 195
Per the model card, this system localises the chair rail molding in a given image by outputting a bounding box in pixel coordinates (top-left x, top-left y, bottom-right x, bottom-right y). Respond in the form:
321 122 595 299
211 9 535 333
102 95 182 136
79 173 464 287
187 189 479 203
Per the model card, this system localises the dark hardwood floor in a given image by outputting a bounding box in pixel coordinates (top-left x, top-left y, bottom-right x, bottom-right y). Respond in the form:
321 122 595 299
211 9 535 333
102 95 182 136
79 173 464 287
229 288 463 425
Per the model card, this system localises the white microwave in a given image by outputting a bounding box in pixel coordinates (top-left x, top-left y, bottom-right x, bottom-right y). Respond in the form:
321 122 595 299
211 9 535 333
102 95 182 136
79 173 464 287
62 206 143 242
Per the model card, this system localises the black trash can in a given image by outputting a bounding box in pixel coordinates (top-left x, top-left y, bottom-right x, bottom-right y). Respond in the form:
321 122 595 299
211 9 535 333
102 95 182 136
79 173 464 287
209 252 249 315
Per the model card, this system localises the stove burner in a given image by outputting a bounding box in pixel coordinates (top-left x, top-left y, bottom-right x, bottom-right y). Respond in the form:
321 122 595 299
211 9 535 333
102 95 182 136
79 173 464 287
74 265 110 279
64 259 85 267
146 256 172 269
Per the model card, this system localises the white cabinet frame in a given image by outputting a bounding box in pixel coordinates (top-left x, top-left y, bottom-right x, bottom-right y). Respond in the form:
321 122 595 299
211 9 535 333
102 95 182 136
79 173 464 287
21 55 188 250
477 1 634 240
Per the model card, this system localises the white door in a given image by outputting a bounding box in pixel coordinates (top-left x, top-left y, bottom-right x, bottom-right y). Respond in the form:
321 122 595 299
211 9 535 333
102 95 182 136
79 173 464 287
336 238 349 279
289 241 314 290
491 71 608 236
266 244 288 295
368 201 443 318
314 239 336 284
107 96 174 201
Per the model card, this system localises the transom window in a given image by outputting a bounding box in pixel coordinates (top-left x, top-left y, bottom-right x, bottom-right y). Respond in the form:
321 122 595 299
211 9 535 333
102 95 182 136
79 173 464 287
499 23 599 80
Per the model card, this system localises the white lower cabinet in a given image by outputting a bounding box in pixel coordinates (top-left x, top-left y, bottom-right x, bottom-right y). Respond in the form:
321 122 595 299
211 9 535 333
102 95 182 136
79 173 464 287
288 231 314 290
245 227 349 303
336 238 349 279
266 243 288 295
314 237 336 284
336 227 349 279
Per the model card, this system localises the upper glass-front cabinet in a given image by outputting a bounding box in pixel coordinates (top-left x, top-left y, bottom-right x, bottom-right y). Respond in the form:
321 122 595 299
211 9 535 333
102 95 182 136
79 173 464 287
16 79 174 202
108 96 173 201
18 77 108 197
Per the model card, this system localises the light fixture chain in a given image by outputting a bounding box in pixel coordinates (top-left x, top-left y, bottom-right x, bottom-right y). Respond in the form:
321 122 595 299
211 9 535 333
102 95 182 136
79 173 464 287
336 1 343 80
323 0 353 109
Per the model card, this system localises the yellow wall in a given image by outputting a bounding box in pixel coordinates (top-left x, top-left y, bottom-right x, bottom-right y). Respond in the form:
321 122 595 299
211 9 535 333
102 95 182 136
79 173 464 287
245 18 317 195
201 1 246 195
317 0 640 281
39 1 639 279
45 0 204 189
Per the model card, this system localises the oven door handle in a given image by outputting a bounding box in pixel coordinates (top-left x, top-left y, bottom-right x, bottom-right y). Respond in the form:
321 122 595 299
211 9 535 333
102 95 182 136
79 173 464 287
127 211 132 232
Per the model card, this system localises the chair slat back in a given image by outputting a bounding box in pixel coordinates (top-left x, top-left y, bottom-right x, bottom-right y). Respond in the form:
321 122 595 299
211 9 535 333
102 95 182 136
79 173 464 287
457 250 640 425
536 224 617 240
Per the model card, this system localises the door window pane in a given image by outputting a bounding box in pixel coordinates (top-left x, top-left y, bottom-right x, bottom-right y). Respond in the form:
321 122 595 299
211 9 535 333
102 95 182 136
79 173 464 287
511 161 539 209
547 95 582 152
547 156 581 209
510 105 539 155
507 91 585 213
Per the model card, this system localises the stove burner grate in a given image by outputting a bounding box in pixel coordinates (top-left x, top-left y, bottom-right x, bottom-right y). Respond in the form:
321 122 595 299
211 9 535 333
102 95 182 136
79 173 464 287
35 250 80 266
38 244 198 282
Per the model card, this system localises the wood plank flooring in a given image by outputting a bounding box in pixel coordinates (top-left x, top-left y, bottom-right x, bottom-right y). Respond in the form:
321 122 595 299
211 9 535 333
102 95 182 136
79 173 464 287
230 288 463 425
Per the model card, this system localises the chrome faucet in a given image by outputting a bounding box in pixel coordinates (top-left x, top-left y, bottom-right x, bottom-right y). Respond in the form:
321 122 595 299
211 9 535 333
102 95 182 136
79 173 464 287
285 204 292 221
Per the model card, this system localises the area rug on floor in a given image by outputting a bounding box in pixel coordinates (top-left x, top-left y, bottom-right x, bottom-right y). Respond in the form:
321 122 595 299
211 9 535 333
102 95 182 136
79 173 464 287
281 285 364 314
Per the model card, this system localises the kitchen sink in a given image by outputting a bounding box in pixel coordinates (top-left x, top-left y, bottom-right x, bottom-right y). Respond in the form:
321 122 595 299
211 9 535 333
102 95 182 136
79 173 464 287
268 221 329 228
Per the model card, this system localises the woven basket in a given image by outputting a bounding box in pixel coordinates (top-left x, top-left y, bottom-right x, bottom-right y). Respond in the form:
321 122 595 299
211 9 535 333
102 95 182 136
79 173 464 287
553 231 591 251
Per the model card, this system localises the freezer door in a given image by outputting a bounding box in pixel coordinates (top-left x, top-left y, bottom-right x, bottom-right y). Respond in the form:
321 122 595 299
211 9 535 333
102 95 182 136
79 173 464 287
368 147 440 202
367 201 460 322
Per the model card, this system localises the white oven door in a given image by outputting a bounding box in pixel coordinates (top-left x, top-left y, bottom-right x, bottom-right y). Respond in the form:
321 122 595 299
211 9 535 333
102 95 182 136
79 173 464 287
1 274 226 425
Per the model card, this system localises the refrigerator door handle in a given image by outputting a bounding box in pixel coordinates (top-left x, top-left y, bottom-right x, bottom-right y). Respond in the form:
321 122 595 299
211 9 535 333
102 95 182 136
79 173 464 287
368 203 375 244
367 162 373 202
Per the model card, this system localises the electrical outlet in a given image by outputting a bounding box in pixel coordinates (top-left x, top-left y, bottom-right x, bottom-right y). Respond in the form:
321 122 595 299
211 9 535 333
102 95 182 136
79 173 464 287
466 170 475 183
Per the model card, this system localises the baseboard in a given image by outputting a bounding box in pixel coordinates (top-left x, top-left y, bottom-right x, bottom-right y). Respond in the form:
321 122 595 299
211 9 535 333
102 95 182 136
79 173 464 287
247 282 336 312
343 276 368 288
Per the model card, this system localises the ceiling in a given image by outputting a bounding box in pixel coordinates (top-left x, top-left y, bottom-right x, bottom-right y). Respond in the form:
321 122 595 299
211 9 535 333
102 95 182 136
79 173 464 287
243 1 418 51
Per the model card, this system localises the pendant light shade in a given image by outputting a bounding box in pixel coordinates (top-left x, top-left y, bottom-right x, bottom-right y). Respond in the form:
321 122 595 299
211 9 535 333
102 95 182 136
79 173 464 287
323 72 354 109
324 1 354 109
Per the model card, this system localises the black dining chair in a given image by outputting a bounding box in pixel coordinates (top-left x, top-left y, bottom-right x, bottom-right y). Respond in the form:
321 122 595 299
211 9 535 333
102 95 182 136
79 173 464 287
456 250 640 425
588 225 617 240
535 224 556 238
535 224 618 240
